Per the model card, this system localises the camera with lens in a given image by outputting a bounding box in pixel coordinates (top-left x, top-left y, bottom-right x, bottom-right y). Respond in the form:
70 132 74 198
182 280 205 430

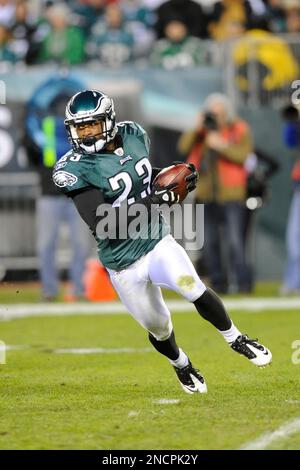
203 112 218 130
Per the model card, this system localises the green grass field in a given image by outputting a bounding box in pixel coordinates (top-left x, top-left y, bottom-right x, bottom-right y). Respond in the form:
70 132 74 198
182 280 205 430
0 281 282 303
1 294 300 450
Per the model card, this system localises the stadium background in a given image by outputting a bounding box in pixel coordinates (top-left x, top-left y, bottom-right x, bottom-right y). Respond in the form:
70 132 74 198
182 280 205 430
0 0 297 282
0 65 293 280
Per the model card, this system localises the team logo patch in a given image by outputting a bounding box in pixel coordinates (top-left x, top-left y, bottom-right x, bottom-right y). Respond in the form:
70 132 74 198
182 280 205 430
53 171 78 188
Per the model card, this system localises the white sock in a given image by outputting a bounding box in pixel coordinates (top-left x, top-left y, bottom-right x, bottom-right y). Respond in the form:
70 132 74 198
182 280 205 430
169 348 189 369
218 322 241 344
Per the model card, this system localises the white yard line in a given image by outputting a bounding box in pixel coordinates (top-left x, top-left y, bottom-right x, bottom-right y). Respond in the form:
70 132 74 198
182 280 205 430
239 418 300 450
0 298 300 321
128 411 140 418
153 399 180 405
0 344 29 351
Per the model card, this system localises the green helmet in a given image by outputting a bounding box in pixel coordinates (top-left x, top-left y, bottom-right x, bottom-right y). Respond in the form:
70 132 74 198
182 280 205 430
65 90 117 153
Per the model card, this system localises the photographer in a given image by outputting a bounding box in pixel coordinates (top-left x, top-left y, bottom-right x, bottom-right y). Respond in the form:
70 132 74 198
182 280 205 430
178 93 252 293
281 104 300 295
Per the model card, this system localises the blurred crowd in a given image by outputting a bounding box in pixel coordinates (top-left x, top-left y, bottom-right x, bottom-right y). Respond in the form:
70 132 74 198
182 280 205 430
0 0 300 70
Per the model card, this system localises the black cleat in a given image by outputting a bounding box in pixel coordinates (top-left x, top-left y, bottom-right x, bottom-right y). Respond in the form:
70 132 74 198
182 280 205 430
173 360 207 394
230 334 272 367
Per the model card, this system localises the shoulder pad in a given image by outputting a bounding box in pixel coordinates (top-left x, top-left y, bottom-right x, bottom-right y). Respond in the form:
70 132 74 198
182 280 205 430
54 150 73 171
117 121 146 136
52 150 86 193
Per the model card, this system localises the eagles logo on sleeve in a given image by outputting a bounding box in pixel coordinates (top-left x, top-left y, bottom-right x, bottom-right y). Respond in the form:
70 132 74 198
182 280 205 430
53 171 78 188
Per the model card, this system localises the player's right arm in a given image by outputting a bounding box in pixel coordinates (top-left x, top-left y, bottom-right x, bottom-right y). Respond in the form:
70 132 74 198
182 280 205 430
70 187 106 236
69 184 179 239
52 154 107 236
52 151 179 240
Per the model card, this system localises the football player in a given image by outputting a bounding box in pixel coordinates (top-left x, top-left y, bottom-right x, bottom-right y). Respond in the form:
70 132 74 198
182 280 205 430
53 90 272 394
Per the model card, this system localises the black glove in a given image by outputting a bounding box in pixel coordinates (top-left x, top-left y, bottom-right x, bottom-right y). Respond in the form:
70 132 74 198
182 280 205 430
185 163 199 192
150 183 180 206
171 161 198 192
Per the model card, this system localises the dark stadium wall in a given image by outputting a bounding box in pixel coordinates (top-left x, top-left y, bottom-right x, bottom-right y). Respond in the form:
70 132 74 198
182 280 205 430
239 108 293 280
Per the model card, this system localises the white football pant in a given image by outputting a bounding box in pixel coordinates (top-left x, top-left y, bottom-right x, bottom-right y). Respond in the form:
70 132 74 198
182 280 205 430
107 235 206 340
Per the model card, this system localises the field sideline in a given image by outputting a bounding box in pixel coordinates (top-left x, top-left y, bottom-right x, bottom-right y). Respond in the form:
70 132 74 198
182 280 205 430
1 290 300 450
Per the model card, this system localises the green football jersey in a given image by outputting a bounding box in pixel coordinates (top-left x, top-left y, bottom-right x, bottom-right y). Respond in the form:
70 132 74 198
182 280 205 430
53 121 169 270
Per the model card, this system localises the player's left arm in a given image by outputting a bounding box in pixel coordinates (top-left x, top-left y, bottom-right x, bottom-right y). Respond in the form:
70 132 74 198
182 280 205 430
70 183 180 240
70 187 106 236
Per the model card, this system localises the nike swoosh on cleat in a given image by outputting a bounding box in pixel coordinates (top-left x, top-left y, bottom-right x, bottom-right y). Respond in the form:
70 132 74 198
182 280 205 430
184 385 198 392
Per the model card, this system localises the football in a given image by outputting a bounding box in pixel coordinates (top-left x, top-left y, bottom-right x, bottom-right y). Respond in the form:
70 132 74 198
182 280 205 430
152 163 193 202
